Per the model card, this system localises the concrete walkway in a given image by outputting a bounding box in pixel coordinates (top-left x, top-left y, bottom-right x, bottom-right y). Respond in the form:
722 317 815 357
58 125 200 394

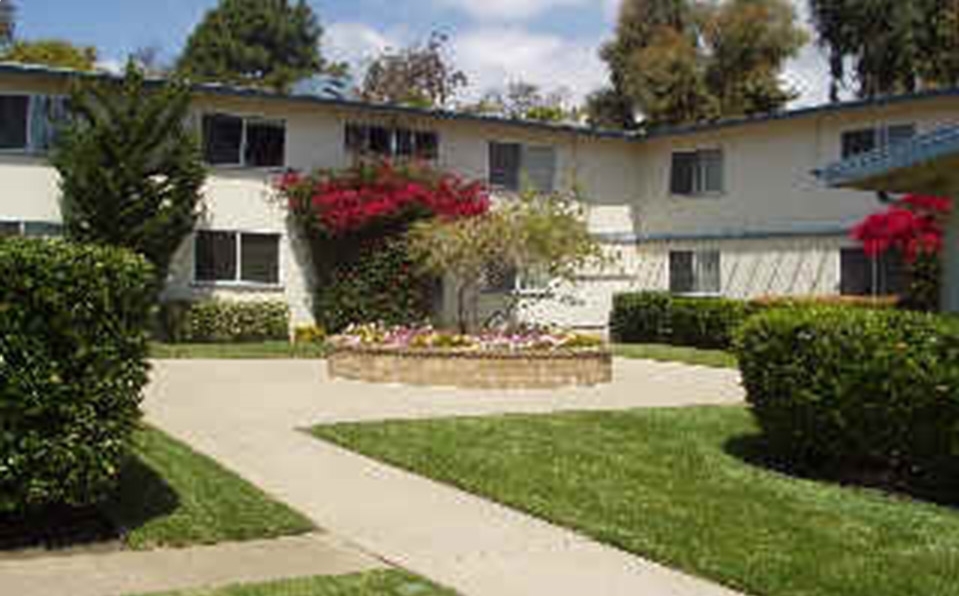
141 358 746 596
0 533 384 596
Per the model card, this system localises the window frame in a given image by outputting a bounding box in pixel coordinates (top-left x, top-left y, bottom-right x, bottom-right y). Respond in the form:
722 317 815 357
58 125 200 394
343 122 440 161
487 141 557 194
193 229 283 288
669 250 722 296
670 148 724 197
0 93 32 153
840 123 917 159
0 220 64 238
201 112 287 169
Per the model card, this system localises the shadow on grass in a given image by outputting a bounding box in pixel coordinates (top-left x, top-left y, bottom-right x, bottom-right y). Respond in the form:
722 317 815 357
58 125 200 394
0 455 179 554
724 433 959 509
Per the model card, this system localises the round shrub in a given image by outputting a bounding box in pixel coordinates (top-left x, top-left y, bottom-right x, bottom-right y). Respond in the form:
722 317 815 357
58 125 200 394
669 297 755 350
734 307 959 475
160 300 290 343
0 239 154 512
609 292 671 343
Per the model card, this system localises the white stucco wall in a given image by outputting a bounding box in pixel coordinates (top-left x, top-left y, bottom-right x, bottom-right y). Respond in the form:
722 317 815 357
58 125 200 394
3 69 959 329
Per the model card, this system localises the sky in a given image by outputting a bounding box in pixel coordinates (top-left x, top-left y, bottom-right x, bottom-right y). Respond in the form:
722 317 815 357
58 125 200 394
11 0 833 108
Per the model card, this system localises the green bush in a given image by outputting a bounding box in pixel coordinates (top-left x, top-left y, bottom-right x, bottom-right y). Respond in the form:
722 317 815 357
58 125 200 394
609 292 671 343
735 307 959 475
669 297 755 349
315 239 434 333
0 239 154 512
161 300 290 343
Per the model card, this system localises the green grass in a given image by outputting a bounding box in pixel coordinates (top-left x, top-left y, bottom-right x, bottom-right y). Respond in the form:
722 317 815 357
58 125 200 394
149 342 327 360
613 343 737 368
129 570 456 596
313 407 959 596
105 427 314 549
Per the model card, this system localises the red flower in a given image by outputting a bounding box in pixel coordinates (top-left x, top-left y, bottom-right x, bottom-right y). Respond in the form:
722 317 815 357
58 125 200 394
851 195 952 262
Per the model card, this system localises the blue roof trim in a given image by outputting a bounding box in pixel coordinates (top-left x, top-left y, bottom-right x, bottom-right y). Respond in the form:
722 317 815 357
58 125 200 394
594 223 849 244
818 125 959 188
4 60 959 143
0 61 635 141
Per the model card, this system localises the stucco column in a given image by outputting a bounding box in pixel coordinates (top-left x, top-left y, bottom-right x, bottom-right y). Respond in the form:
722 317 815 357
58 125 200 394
943 202 959 313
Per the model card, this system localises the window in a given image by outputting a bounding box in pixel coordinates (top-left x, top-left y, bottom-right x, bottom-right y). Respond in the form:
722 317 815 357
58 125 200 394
344 123 439 160
0 94 68 152
202 114 286 168
840 248 907 296
195 230 280 285
0 220 63 238
670 250 721 294
670 149 724 196
488 142 556 193
0 95 29 150
841 124 916 159
481 263 550 294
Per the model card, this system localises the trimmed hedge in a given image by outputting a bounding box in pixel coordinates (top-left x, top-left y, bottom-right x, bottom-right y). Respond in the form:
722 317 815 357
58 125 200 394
0 239 154 512
610 292 900 350
160 300 290 343
735 308 959 475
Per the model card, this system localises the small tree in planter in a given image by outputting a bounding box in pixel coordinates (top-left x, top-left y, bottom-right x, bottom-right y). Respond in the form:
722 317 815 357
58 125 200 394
852 195 952 311
407 190 603 332
277 160 490 331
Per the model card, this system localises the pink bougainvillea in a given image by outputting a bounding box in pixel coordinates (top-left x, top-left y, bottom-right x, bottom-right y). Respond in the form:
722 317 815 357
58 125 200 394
277 160 490 235
851 194 952 261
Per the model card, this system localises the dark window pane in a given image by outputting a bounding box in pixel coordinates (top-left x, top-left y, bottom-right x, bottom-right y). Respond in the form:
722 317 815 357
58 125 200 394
240 233 280 284
369 126 392 155
670 152 696 195
195 231 237 282
203 114 243 165
345 123 368 153
699 150 724 194
489 142 521 190
523 145 556 193
840 248 905 296
886 124 916 148
695 251 721 293
23 221 63 237
414 131 439 160
396 129 414 156
669 251 694 294
0 221 21 237
0 95 29 150
841 129 877 159
245 120 285 167
483 261 517 293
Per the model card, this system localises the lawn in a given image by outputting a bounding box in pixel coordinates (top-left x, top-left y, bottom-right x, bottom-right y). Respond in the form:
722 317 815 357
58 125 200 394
313 407 959 596
130 571 456 596
613 343 737 368
150 342 326 360
106 427 314 549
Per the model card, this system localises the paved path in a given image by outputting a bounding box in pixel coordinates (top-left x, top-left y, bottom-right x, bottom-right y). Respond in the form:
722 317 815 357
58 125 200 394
0 533 384 596
142 358 746 596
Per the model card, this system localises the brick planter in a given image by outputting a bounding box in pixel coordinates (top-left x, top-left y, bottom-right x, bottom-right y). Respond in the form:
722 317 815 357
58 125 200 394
328 345 612 389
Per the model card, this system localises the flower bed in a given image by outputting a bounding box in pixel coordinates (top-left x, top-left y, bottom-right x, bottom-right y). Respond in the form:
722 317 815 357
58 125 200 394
327 324 612 389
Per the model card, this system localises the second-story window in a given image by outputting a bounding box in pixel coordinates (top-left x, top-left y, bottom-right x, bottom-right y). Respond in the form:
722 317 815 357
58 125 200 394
841 124 916 159
202 113 286 168
670 149 723 196
488 142 556 193
344 123 439 160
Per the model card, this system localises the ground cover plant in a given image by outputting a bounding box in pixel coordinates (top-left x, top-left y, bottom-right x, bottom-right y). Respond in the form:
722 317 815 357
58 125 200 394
329 323 604 352
149 341 327 360
612 343 736 368
313 407 959 596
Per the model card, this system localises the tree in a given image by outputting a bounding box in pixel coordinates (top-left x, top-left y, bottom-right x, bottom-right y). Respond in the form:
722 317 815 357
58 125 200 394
585 87 637 129
361 32 468 108
809 0 959 100
177 0 324 92
700 0 808 116
54 63 206 289
0 0 15 47
599 0 805 126
2 39 98 71
407 190 602 332
467 81 569 122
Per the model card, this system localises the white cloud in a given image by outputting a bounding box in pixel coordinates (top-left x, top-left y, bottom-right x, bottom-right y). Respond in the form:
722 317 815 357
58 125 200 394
324 22 398 68
453 27 607 104
438 0 590 21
